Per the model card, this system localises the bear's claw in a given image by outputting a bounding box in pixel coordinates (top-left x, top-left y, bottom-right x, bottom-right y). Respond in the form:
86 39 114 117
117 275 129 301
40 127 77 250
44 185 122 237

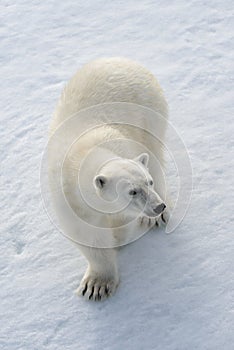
138 208 170 228
76 275 119 301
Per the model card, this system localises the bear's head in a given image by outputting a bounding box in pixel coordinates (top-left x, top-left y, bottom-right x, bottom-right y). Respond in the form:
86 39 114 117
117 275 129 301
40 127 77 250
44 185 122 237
93 153 166 217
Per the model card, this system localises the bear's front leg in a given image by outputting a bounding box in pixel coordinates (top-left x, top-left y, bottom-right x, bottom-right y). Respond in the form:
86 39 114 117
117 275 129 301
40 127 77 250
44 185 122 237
76 245 119 301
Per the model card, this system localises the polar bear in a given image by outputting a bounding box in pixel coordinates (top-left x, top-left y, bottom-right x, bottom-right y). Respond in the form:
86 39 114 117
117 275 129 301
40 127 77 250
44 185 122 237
48 57 169 301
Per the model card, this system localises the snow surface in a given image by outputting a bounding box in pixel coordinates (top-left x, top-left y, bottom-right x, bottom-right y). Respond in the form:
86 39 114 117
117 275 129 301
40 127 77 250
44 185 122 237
1 0 233 349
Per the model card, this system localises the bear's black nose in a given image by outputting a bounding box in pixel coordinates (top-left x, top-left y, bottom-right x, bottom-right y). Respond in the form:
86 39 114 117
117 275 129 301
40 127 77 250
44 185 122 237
153 203 166 215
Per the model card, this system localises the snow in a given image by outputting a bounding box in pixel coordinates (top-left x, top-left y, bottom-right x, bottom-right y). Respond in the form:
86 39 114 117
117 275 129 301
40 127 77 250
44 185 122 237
1 0 233 349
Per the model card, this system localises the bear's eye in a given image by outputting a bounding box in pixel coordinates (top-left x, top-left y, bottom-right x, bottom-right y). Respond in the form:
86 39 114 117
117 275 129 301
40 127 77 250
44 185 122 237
129 189 138 196
149 180 153 186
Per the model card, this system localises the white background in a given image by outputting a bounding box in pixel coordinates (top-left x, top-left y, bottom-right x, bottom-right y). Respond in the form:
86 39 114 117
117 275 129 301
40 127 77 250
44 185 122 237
1 1 233 349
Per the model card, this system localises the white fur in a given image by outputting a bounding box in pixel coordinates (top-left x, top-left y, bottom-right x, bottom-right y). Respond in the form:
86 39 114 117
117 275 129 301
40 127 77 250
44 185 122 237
48 57 168 301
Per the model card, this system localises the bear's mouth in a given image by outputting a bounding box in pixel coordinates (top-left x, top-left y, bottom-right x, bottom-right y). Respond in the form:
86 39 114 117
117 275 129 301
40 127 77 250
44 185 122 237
153 203 166 215
144 203 166 217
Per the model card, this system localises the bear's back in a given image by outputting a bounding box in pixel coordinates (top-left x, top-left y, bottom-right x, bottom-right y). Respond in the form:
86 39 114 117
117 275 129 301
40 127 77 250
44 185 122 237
51 57 167 130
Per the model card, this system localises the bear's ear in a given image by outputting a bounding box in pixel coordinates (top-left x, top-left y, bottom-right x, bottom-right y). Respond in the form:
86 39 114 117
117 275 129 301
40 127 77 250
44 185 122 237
94 175 107 189
134 153 149 167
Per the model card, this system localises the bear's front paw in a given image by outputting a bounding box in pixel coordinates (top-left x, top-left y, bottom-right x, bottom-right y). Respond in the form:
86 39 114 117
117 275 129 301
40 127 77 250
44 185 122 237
76 274 119 301
138 208 170 228
138 215 159 228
